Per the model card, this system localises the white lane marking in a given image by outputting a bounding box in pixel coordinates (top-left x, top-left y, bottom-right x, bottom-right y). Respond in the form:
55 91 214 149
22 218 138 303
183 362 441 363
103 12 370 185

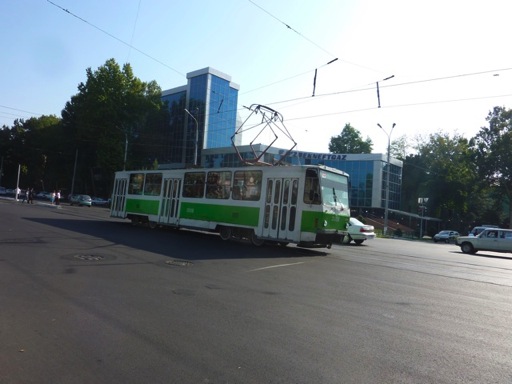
248 262 305 272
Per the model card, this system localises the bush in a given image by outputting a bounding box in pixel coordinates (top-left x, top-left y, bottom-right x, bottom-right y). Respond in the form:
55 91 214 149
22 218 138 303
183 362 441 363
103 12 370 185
394 228 403 237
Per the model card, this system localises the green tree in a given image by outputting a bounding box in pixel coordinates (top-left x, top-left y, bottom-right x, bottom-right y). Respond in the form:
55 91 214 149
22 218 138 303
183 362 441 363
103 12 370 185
472 106 512 228
329 123 373 154
415 132 479 227
390 134 409 160
61 58 168 195
0 115 64 192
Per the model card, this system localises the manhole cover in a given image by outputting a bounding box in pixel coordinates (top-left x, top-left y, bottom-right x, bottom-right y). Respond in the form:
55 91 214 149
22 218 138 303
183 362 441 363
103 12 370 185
74 254 105 261
61 253 115 262
165 259 193 267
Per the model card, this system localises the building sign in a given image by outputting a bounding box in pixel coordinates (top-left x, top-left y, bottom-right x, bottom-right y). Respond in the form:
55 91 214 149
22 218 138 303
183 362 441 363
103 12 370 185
280 150 347 161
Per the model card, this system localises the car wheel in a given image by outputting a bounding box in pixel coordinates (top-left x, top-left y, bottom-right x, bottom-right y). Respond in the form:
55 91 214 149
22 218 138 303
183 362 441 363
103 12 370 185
461 242 475 254
354 239 364 245
342 235 352 244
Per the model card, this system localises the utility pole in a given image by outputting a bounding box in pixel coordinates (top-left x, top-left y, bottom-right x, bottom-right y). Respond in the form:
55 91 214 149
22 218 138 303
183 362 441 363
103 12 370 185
377 123 396 237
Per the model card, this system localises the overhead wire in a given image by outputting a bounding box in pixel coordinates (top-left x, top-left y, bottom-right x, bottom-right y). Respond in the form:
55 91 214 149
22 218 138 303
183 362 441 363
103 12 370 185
247 0 336 59
126 0 142 61
262 66 512 107
46 0 185 78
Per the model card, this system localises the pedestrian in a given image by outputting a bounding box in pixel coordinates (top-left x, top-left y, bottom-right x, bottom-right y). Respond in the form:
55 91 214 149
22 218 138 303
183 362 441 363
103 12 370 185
28 188 34 204
21 189 26 203
51 190 56 205
56 190 61 205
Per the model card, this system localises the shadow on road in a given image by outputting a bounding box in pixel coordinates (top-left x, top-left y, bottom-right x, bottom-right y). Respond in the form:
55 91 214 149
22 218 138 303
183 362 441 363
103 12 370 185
450 250 512 260
26 216 329 261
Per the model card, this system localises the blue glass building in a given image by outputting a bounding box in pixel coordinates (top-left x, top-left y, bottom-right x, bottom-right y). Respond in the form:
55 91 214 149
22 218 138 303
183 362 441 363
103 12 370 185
161 67 240 168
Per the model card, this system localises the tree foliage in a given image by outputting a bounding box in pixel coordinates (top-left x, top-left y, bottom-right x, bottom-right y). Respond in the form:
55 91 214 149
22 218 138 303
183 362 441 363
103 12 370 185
472 106 512 227
61 58 169 195
415 132 479 223
0 115 64 191
390 135 409 160
329 123 373 154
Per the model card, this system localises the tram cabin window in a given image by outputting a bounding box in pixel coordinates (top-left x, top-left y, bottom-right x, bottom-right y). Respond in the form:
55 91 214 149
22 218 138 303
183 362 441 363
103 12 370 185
304 169 321 204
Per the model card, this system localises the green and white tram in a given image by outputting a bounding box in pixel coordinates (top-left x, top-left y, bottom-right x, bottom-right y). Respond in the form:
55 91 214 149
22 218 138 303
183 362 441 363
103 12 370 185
110 164 350 248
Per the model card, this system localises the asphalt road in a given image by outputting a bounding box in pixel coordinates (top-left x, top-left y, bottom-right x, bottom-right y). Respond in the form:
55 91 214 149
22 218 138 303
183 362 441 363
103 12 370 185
1 198 512 383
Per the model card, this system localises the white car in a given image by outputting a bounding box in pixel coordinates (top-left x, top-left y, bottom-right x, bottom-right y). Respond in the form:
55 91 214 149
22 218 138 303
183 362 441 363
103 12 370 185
342 217 376 245
456 228 512 254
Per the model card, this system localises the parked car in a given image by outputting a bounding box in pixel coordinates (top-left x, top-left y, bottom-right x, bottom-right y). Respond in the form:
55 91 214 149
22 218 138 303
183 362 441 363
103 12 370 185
91 196 109 206
0 186 6 195
342 217 376 245
456 228 512 254
69 194 92 207
433 230 459 243
36 191 51 199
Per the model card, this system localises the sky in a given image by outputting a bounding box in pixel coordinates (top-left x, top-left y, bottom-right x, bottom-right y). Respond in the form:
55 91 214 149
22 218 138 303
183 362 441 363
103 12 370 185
1 0 512 154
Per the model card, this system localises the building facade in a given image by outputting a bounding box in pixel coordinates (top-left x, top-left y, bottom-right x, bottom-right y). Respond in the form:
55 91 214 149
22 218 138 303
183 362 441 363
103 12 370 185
161 67 240 168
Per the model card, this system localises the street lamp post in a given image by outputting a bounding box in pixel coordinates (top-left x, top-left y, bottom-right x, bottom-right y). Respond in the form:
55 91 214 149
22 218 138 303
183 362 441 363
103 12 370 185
184 108 199 166
377 123 396 237
418 197 429 239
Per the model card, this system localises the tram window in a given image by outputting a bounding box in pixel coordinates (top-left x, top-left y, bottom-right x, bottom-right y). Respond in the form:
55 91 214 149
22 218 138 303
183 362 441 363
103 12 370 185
266 180 273 203
144 173 162 196
233 170 262 201
128 173 144 195
206 171 231 199
183 172 205 198
304 169 321 204
283 180 290 205
289 206 296 231
291 180 298 205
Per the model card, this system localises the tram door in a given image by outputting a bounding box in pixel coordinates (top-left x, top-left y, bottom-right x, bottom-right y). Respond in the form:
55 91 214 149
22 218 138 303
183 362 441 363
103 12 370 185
160 178 181 225
110 177 128 218
262 178 299 241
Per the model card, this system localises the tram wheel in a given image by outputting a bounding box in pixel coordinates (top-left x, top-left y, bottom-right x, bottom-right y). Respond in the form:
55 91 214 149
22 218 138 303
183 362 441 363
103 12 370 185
250 231 265 246
148 221 158 229
219 226 232 241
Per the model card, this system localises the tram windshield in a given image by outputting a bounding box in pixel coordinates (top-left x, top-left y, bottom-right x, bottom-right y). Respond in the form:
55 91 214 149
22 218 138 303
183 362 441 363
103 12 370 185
319 170 349 208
